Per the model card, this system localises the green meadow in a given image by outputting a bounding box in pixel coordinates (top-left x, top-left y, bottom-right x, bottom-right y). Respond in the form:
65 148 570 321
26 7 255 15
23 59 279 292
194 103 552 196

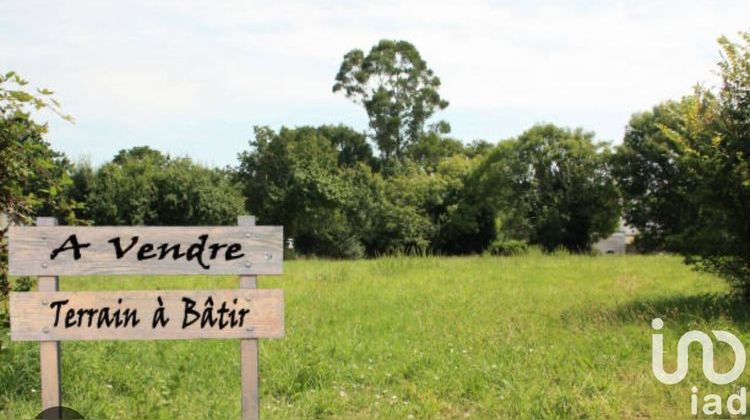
1 254 748 418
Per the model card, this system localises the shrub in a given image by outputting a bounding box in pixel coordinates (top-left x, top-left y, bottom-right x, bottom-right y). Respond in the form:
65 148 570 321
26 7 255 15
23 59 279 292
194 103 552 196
488 239 528 256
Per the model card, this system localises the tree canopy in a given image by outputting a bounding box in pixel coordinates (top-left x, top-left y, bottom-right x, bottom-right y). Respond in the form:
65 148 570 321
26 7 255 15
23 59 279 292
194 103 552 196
1 71 80 325
612 31 750 296
4 30 750 298
333 40 449 160
73 146 245 226
476 124 620 252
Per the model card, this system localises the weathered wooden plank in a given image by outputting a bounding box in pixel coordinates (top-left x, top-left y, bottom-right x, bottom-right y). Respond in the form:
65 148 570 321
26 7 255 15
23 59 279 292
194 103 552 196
9 225 283 275
10 289 284 341
36 217 61 413
238 215 260 420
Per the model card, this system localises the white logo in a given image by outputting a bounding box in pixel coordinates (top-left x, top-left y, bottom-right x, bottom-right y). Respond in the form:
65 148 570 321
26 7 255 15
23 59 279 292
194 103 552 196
651 318 746 385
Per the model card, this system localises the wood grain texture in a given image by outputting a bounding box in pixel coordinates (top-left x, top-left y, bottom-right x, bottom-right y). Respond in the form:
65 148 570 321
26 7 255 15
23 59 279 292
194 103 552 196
38 277 61 410
238 215 260 420
8 225 283 275
36 217 61 412
10 289 284 341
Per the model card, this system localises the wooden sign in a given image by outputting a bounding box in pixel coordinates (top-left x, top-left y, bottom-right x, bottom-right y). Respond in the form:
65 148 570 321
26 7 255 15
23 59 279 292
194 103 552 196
10 289 284 341
10 217 280 420
8 225 283 276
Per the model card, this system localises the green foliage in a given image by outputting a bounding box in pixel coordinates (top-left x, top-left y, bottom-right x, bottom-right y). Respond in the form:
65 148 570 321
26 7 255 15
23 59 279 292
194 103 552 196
611 91 717 252
487 239 529 256
701 32 750 293
613 31 750 297
68 158 96 221
475 124 620 253
420 154 497 255
78 146 245 226
0 71 80 226
236 125 495 257
404 130 464 171
364 164 438 255
0 71 80 327
237 126 367 258
333 40 449 160
352 156 491 256
315 124 375 168
463 139 494 158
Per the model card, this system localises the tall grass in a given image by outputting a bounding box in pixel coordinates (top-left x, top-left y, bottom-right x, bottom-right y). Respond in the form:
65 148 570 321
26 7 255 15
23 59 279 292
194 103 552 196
0 254 745 418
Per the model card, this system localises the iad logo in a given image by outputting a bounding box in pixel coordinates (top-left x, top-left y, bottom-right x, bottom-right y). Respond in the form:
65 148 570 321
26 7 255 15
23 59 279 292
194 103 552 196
651 318 748 416
651 318 746 385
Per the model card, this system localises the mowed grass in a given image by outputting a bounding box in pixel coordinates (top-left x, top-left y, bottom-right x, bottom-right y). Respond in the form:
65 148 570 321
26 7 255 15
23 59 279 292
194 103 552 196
2 253 749 418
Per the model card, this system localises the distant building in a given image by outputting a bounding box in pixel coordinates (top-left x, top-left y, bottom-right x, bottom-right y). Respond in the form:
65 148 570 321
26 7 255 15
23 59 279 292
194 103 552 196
593 221 637 254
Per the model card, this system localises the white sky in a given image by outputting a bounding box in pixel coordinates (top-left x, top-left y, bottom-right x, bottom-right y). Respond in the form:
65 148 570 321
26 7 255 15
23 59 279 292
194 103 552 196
2 0 748 167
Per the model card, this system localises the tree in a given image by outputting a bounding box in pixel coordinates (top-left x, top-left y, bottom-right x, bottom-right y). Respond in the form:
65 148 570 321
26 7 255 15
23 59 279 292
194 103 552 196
235 125 490 257
611 92 716 252
315 125 374 168
68 158 96 221
463 139 494 159
613 31 750 297
429 154 497 254
0 71 78 226
475 124 620 252
405 130 465 170
86 147 162 224
1 71 79 325
333 40 449 160
700 32 750 293
237 126 365 258
83 147 245 226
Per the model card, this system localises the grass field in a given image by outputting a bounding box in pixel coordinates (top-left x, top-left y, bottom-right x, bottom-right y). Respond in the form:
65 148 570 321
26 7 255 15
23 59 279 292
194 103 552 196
1 253 748 418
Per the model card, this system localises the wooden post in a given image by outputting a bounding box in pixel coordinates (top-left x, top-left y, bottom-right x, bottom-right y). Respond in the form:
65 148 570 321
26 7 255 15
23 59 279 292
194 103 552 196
238 215 259 420
36 217 61 416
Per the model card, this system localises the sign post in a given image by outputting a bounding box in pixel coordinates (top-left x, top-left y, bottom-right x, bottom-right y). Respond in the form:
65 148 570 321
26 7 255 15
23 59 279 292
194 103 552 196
238 215 260 420
8 216 283 420
36 217 61 418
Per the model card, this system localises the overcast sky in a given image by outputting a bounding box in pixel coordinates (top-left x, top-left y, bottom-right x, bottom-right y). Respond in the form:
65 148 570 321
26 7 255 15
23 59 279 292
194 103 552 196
2 1 749 167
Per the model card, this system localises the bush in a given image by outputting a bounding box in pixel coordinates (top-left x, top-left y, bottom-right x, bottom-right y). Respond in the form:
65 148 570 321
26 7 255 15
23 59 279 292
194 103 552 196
78 147 245 226
488 239 528 256
474 124 620 253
